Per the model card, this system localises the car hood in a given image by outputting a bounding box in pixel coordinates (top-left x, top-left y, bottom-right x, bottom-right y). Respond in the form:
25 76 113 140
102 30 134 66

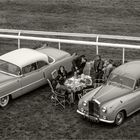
0 72 17 85
92 84 131 104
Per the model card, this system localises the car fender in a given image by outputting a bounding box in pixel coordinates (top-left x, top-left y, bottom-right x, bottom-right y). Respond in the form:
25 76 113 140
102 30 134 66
78 86 103 110
101 93 134 120
0 77 21 99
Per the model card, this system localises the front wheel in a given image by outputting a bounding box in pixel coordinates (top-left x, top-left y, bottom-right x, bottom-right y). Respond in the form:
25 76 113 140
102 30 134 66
0 95 10 107
115 111 125 126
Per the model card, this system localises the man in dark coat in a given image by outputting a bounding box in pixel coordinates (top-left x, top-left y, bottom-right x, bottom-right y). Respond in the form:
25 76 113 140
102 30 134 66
72 55 87 75
94 55 104 83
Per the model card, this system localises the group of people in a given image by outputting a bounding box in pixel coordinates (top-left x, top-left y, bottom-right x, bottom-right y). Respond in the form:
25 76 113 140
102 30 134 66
94 55 114 83
51 55 87 104
72 53 114 83
51 53 115 104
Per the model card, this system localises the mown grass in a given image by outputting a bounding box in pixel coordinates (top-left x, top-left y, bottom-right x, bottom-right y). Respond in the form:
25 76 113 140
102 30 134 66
0 0 140 139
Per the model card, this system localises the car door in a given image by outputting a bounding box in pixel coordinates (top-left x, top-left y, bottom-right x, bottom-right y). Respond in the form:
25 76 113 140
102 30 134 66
0 76 22 99
125 79 140 115
132 79 140 109
20 62 45 95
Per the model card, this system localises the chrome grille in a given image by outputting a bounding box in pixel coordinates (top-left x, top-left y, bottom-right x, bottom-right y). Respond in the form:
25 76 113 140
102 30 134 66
89 100 100 116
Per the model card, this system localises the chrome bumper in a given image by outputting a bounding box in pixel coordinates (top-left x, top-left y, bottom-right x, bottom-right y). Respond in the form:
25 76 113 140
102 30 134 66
77 109 99 122
77 109 114 124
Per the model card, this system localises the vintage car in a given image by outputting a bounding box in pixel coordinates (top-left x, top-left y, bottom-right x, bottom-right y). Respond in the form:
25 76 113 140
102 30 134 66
0 46 76 107
77 61 140 125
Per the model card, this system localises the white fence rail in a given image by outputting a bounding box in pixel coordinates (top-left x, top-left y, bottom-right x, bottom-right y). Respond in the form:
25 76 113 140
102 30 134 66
0 29 140 63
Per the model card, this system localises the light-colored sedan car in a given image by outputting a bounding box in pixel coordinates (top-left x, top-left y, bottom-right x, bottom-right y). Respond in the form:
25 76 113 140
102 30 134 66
0 46 76 107
77 61 140 125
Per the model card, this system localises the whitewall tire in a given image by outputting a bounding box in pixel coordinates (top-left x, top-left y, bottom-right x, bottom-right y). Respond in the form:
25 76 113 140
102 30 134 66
0 95 10 107
115 111 125 126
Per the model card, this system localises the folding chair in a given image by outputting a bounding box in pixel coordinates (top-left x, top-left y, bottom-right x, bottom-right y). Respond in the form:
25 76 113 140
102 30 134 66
47 79 70 109
51 69 58 79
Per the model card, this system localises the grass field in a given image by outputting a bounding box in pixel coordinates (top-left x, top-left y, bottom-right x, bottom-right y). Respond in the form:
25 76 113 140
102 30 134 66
0 0 140 139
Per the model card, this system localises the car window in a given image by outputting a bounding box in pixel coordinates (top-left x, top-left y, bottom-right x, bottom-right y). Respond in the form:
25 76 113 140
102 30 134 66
37 61 48 69
0 59 21 76
135 79 140 89
48 56 55 64
109 73 135 89
22 63 37 74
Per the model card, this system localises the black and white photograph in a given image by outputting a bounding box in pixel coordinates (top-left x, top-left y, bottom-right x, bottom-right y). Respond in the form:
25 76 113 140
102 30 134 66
0 0 140 139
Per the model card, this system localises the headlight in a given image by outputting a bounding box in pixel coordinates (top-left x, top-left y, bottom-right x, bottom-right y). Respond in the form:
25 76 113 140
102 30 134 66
82 101 87 107
81 108 84 113
101 107 107 113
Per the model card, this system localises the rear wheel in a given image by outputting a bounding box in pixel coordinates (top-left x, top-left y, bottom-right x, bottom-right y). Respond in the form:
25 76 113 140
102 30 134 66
115 111 125 126
0 95 9 107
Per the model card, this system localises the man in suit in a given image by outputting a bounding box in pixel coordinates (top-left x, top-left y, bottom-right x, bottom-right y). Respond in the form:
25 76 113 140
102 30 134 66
94 55 104 83
72 55 87 75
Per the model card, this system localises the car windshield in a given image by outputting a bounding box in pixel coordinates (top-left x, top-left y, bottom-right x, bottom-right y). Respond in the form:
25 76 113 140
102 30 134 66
0 59 21 76
108 73 135 89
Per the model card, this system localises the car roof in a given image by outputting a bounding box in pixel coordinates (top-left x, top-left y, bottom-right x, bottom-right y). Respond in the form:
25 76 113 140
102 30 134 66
113 61 140 80
0 48 48 68
38 47 70 61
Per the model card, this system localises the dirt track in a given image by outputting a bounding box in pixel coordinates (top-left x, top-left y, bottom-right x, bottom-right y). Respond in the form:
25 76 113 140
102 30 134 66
0 0 140 139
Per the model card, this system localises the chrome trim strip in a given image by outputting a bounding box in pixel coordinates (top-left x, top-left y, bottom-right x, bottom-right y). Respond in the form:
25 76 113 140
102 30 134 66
127 108 140 117
77 109 86 116
0 70 20 77
99 118 114 123
19 78 45 90
0 88 22 99
93 99 100 105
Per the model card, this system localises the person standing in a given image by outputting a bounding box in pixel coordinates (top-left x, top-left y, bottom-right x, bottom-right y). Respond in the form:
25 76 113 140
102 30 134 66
94 55 104 83
72 55 87 75
103 59 114 80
